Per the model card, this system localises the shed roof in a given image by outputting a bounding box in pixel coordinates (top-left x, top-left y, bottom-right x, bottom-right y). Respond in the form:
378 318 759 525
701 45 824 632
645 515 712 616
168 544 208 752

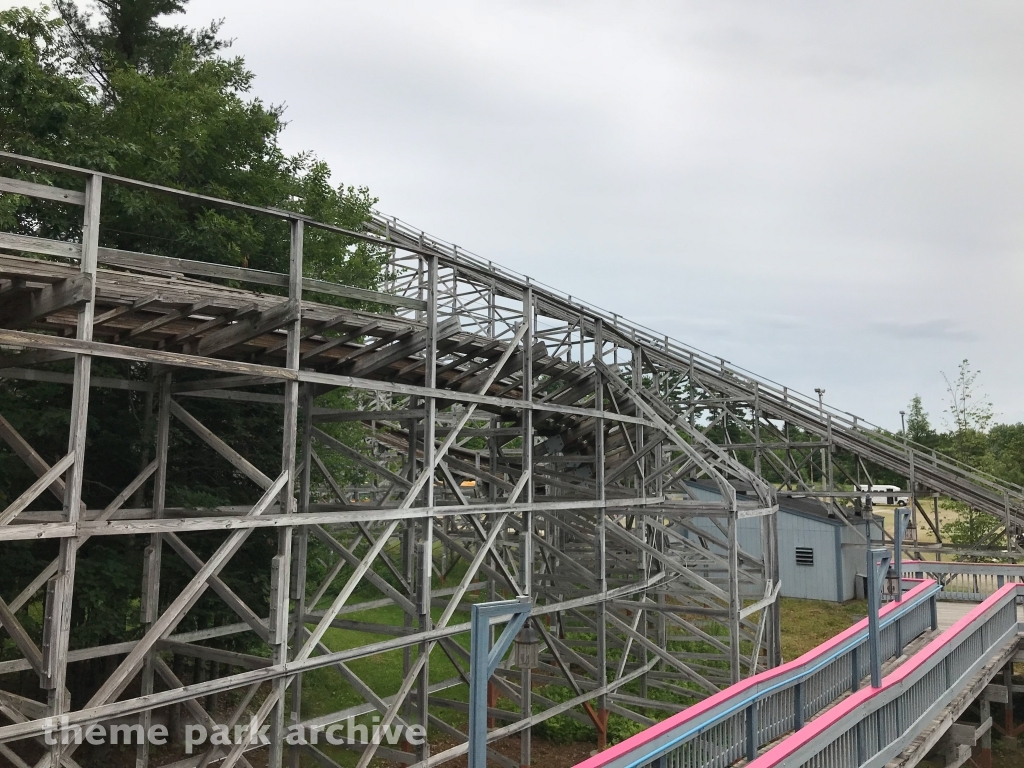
684 480 881 528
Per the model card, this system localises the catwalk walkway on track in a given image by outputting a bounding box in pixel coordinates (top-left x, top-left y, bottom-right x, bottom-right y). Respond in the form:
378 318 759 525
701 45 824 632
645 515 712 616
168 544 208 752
575 578 1024 768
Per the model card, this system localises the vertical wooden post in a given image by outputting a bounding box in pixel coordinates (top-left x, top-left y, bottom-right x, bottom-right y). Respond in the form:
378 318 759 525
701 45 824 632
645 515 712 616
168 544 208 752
520 286 535 768
46 173 100 768
403 395 419 728
288 383 314 768
270 218 303 768
594 319 609 749
632 344 649 698
728 502 742 684
416 253 438 763
979 694 993 768
137 370 170 768
1005 664 1015 735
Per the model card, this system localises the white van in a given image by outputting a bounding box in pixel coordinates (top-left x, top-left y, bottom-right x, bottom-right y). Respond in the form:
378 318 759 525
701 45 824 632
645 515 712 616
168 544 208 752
857 484 908 506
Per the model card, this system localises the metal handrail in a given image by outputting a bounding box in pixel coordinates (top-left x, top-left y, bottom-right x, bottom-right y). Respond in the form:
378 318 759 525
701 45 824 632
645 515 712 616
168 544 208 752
572 580 940 768
747 583 1022 768
902 559 1024 603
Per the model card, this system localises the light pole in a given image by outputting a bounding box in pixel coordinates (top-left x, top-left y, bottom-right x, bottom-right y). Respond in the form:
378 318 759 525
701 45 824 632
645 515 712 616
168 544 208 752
900 410 906 443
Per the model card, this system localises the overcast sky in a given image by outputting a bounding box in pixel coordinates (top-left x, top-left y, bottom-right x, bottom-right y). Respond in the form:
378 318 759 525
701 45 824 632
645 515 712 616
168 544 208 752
9 1 1023 429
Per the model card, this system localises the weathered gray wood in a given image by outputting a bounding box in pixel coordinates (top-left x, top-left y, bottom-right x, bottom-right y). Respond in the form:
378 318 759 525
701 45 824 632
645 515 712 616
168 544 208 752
9 459 158 613
151 658 258 768
312 427 412 489
68 493 659 537
0 349 75 370
197 300 298 357
0 232 82 259
163 533 269 641
346 316 459 377
91 293 160 328
156 640 272 670
0 366 153 392
0 274 91 328
0 328 653 426
309 449 352 505
0 578 664 745
45 177 100 768
0 414 67 504
0 177 84 205
217 518 406 768
0 595 45 674
312 408 425 423
172 303 260 347
83 471 288 711
170 399 273 489
0 452 74 526
125 299 211 339
982 683 1008 703
171 374 278 393
288 384 315 768
95 245 426 310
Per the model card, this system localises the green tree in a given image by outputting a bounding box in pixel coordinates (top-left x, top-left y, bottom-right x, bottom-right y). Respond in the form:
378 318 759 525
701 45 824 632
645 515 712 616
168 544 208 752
943 500 1004 550
988 423 1024 487
904 394 936 447
55 0 225 86
0 1 388 665
941 359 992 466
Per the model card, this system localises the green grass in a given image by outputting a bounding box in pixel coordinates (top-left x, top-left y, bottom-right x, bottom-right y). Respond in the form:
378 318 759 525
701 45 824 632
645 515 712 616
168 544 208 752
295 536 876 763
295 601 474 766
779 597 868 661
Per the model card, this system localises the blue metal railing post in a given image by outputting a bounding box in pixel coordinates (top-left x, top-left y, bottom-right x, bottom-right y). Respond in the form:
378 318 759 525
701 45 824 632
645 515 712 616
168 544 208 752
867 548 891 688
746 704 758 761
851 645 860 691
468 598 532 768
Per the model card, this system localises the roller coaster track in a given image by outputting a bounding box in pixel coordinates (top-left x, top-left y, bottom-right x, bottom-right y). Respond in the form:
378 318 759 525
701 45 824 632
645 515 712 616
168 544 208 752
373 210 1024 541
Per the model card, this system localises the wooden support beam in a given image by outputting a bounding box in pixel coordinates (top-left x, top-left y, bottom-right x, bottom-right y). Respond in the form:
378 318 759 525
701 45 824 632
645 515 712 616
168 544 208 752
312 427 412 489
124 299 212 339
0 452 74 526
156 640 272 670
169 399 273 489
0 595 44 675
0 176 84 205
197 300 299 356
0 274 91 328
346 316 459 377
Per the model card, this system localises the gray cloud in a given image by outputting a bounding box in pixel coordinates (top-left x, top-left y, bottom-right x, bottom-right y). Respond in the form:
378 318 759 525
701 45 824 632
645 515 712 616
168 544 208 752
869 318 978 343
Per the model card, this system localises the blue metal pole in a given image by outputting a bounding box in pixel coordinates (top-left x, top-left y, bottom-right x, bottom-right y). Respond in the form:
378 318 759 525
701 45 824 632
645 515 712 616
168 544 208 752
468 605 493 768
867 547 890 688
468 598 532 768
